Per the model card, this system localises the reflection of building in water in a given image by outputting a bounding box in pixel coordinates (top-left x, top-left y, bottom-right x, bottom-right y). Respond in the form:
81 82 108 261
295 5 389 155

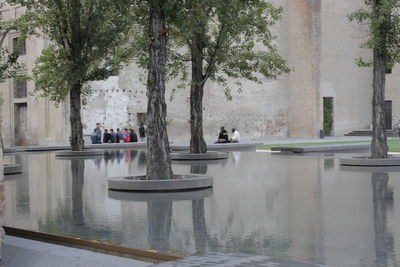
4 151 400 265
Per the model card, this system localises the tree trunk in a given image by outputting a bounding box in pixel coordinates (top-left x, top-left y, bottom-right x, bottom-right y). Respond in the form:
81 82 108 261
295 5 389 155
370 0 389 159
146 0 173 180
69 83 84 151
371 51 388 158
190 26 207 154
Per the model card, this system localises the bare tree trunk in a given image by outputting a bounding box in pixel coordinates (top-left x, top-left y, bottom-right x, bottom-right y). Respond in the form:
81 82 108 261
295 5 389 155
190 25 207 154
69 83 84 151
146 0 173 180
371 0 388 159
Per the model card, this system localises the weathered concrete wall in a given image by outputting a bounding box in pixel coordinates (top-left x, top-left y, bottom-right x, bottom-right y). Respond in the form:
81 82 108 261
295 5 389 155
284 0 321 138
0 4 69 148
1 0 400 147
320 0 373 135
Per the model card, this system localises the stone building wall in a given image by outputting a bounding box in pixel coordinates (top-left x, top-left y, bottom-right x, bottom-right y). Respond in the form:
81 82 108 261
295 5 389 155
1 0 398 147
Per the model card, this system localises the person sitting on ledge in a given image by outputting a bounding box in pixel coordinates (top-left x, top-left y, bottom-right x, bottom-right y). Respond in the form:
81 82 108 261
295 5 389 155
231 128 240 143
216 126 229 143
103 129 113 143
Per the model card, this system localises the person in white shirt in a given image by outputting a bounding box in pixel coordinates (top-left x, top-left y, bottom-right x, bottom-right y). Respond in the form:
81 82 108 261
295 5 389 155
231 128 240 143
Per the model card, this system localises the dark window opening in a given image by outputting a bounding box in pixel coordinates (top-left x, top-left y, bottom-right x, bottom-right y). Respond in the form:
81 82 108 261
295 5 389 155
12 37 26 55
14 78 27 98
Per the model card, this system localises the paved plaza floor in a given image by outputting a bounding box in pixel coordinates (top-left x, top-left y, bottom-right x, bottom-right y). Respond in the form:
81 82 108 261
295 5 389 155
2 236 325 267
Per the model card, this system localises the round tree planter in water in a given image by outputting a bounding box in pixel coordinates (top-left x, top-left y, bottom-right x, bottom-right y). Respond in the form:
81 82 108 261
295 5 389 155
4 164 22 175
108 174 213 192
55 150 104 158
339 156 400 167
108 187 213 201
171 151 228 161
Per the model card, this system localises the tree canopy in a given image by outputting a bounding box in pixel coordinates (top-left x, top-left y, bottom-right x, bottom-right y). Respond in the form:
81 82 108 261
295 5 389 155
348 0 400 68
8 0 137 102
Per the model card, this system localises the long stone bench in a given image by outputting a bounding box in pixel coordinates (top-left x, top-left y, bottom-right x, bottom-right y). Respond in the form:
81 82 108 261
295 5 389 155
171 142 262 152
271 143 371 153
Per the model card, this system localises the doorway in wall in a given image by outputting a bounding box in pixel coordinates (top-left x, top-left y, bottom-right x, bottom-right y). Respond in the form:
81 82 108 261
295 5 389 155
323 97 334 136
384 100 392 130
137 113 147 126
14 103 28 146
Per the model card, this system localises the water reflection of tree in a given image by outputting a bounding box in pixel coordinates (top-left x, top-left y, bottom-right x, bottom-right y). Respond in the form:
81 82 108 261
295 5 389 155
147 201 172 252
71 159 84 225
38 159 119 241
371 172 395 267
190 164 208 253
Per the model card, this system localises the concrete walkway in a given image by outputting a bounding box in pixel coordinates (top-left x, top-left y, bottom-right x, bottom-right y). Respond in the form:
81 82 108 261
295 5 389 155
2 236 152 267
2 236 328 267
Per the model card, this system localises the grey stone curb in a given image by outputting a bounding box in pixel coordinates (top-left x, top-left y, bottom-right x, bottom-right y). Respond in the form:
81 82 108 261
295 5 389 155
108 174 213 192
340 157 400 166
340 165 400 172
55 150 104 157
272 143 370 153
171 142 261 152
4 164 22 175
108 187 213 202
4 142 148 153
171 151 228 161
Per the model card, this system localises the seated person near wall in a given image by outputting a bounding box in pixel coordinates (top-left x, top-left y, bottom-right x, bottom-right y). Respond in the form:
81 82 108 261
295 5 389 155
103 129 113 143
230 128 240 143
216 126 229 143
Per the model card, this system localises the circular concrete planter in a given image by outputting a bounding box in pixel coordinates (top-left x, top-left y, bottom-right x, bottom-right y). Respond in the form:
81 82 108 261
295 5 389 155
4 164 22 175
340 156 400 167
173 159 227 165
108 187 213 202
108 174 213 192
55 150 103 158
171 151 228 161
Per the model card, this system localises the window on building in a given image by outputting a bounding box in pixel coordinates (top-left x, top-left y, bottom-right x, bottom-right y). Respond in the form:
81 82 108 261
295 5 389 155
14 78 27 98
12 37 26 55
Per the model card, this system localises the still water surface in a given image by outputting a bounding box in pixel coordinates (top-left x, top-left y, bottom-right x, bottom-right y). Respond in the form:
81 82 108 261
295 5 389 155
3 150 400 266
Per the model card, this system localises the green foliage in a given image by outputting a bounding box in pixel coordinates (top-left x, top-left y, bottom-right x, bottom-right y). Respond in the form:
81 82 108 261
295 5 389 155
133 0 290 100
348 0 400 66
0 3 24 83
7 0 137 103
323 98 333 135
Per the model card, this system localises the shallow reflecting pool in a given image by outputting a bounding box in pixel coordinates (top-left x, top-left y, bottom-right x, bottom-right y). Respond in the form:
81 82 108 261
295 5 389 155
3 150 400 266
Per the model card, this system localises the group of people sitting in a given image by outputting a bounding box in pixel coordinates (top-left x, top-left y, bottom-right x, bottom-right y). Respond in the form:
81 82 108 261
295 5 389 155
216 126 240 143
90 122 146 144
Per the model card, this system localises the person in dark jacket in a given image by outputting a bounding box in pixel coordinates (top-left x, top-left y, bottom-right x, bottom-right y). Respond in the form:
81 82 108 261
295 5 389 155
103 129 112 143
109 129 116 143
116 128 125 143
130 129 138 142
139 122 146 142
216 126 229 143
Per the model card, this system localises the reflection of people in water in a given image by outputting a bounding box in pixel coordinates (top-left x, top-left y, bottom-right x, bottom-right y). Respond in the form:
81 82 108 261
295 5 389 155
103 150 139 165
